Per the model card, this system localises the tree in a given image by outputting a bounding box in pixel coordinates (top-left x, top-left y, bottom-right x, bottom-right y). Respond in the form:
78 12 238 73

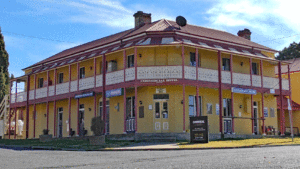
0 27 10 102
276 42 300 60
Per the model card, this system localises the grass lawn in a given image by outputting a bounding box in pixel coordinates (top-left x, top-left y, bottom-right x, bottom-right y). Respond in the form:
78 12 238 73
0 139 135 150
178 137 300 148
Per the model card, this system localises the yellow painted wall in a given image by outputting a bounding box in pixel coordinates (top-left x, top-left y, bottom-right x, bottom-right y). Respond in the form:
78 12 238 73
56 66 70 83
284 110 300 135
261 51 275 59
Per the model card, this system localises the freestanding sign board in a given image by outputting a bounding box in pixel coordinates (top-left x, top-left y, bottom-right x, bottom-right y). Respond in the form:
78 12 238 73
190 116 209 143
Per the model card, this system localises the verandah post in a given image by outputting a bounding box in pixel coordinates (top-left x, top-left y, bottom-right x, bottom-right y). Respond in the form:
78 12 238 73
230 54 234 134
218 50 223 138
260 60 265 135
102 54 106 134
278 61 285 135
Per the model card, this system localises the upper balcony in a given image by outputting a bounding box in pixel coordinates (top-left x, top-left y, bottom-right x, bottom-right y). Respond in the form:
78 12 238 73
10 37 290 104
10 65 289 104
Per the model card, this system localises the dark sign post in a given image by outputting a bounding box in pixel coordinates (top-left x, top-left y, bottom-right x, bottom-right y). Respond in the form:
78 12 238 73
190 116 209 143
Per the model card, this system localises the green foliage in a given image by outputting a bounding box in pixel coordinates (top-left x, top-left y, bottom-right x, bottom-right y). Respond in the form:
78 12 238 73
91 116 105 136
0 28 9 102
277 42 300 60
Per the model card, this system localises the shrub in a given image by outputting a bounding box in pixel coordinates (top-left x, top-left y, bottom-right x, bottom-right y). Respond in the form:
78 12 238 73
43 129 49 135
91 116 105 136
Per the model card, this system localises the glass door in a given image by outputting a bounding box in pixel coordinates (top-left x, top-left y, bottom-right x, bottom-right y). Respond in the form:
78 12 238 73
153 100 169 133
253 102 259 135
57 108 63 138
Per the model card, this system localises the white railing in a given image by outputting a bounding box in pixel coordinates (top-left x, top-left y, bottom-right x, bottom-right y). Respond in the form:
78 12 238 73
16 92 27 102
125 67 135 81
106 70 124 85
70 81 78 92
263 77 279 89
21 66 289 102
198 68 218 82
252 75 261 87
96 74 103 87
222 71 231 84
137 66 182 80
56 82 69 95
35 87 47 99
48 86 55 96
79 77 94 90
10 94 16 103
184 66 196 80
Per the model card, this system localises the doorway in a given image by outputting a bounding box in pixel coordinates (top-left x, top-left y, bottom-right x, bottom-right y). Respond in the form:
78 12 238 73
57 108 63 138
79 104 85 136
253 102 259 135
153 100 169 133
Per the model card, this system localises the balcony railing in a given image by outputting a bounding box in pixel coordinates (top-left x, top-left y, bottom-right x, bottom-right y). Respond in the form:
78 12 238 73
11 66 290 103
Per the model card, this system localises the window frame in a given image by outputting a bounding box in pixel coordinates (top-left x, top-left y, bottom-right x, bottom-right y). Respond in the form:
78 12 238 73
189 95 202 117
222 58 230 71
58 73 64 84
127 54 134 68
38 78 44 88
79 67 85 79
189 52 200 67
223 98 232 117
126 97 135 118
252 62 259 75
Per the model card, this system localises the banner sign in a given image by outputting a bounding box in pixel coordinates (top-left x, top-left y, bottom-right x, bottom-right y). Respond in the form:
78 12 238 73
190 116 209 143
231 87 257 95
106 88 124 98
74 92 94 99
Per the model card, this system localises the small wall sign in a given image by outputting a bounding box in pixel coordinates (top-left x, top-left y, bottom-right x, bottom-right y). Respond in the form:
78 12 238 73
231 87 257 95
106 88 124 98
74 92 94 99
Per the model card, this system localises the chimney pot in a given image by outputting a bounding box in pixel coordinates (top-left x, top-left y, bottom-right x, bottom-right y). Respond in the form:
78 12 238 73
133 11 151 28
238 28 251 40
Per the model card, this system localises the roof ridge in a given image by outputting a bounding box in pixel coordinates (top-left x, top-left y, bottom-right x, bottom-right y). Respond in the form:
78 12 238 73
146 19 165 31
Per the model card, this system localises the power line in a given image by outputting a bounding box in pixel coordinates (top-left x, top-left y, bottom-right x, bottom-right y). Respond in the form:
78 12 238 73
2 31 77 44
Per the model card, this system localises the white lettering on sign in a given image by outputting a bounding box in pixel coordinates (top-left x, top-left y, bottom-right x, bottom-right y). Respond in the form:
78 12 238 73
193 120 204 124
141 79 178 83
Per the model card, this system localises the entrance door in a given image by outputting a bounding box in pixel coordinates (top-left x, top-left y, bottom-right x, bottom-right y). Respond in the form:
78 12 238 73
79 104 85 136
57 108 63 138
154 100 169 133
253 102 259 135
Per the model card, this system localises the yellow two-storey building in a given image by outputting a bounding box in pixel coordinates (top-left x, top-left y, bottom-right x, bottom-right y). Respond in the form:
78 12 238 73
5 11 291 140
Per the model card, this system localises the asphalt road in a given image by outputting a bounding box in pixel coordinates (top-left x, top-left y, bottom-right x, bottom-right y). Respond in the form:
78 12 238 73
0 146 300 169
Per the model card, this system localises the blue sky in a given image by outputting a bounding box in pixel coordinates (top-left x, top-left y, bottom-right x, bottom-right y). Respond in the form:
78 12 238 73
1 0 300 78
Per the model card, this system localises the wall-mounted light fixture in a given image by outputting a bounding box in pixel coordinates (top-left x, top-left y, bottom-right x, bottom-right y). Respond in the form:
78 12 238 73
240 62 243 66
44 114 47 117
181 100 184 104
139 101 142 105
90 66 93 70
139 54 142 58
239 105 243 109
88 108 92 111
114 103 120 112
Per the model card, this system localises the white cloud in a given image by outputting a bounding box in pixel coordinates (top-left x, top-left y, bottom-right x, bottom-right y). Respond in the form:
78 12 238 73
205 0 300 50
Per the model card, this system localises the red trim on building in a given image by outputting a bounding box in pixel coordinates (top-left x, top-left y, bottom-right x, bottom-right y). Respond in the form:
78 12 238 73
182 85 186 132
278 61 285 135
102 54 106 134
46 101 49 131
14 107 17 139
33 104 36 138
53 100 56 137
251 94 254 134
134 85 138 132
68 97 71 136
218 51 223 134
230 54 234 133
26 75 30 139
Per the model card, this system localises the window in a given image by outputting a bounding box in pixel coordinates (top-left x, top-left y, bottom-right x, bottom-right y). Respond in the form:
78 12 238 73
38 78 44 88
252 62 258 75
99 101 110 120
126 97 135 119
58 73 64 84
190 52 200 67
222 58 230 71
127 55 134 68
153 94 169 100
270 108 275 117
79 67 85 79
223 98 232 117
189 96 202 117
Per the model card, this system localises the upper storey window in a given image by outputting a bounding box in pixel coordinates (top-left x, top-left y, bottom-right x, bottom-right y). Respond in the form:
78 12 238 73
190 52 200 67
38 78 44 88
127 55 134 68
58 73 64 84
252 62 258 75
79 67 85 79
222 58 230 71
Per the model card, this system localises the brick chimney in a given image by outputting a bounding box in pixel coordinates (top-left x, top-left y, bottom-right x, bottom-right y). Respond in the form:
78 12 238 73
133 11 151 28
237 28 251 40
